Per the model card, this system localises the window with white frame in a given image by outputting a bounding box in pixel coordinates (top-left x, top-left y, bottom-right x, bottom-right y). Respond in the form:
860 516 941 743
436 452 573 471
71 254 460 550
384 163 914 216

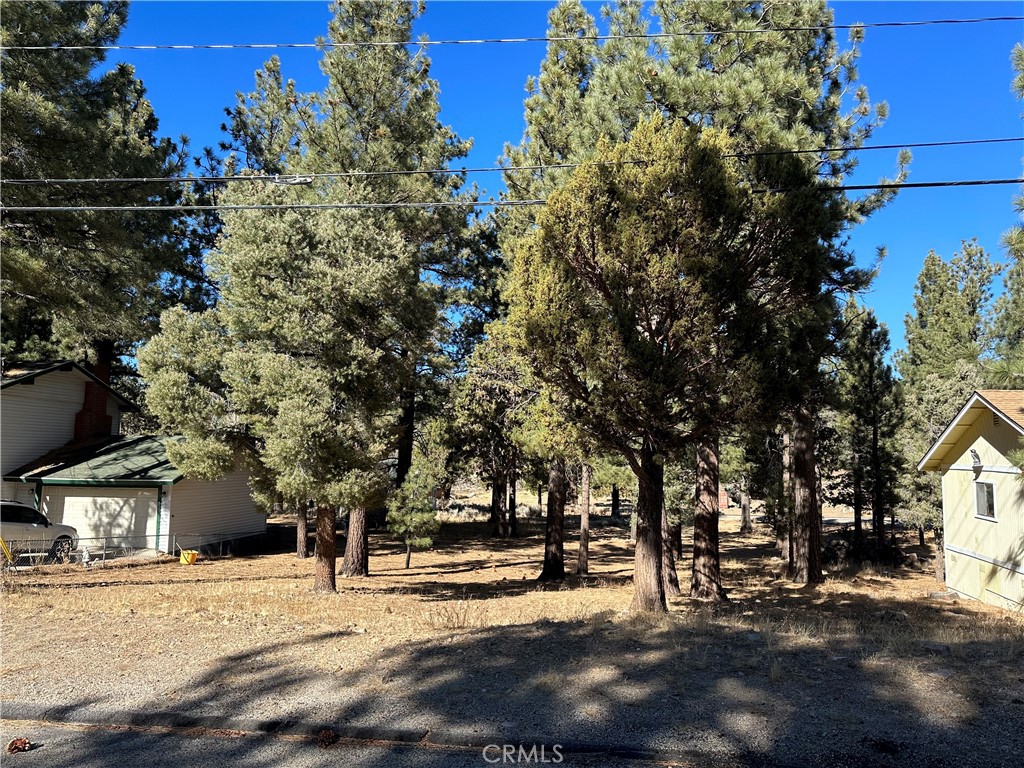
974 481 996 519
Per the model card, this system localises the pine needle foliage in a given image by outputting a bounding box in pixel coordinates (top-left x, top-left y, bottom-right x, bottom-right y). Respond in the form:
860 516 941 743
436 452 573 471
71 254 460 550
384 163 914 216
387 456 441 569
1 1 210 362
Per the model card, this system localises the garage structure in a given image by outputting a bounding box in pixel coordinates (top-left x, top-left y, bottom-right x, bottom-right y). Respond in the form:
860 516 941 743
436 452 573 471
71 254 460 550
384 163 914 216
1 361 265 554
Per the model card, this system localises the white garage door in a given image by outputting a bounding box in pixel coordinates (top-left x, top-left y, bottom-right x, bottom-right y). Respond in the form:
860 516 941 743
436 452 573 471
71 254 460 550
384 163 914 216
43 487 158 547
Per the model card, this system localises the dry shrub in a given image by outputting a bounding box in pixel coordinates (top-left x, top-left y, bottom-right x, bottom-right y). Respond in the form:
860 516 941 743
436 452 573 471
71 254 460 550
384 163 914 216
616 609 673 639
425 600 479 630
586 608 616 633
0 569 22 595
673 607 717 638
520 503 544 519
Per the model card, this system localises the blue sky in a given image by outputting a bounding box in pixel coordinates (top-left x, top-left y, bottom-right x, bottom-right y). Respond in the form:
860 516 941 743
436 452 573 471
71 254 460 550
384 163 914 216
112 1 1023 356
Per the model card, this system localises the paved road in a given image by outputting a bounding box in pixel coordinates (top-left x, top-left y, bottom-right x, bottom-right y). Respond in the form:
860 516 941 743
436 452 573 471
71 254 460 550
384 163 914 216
0 720 700 768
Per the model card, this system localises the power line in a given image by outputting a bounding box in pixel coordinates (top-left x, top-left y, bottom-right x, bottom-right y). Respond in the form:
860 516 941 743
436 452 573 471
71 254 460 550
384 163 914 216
784 178 1022 192
3 136 1020 187
3 16 1021 51
3 178 1021 213
1 200 541 212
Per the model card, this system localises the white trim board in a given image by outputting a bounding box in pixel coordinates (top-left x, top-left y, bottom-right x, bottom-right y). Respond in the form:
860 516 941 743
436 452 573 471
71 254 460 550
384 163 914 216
946 543 1024 577
945 465 1022 475
985 587 1024 609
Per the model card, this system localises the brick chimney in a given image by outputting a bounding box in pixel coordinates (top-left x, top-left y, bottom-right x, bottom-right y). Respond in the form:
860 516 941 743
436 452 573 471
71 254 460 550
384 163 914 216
73 346 114 443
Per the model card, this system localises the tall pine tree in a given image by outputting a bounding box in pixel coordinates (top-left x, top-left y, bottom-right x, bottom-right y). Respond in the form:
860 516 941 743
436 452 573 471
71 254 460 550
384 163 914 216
1 1 209 367
506 119 848 610
896 243 998 531
141 1 462 592
834 301 903 546
503 0 904 598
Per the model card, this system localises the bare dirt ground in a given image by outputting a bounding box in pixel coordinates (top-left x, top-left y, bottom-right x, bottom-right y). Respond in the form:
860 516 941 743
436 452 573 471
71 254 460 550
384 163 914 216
2 501 1022 767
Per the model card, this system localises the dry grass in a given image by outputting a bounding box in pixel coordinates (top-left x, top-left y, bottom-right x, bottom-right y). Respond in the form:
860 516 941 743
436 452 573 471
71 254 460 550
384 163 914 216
2 504 1022 755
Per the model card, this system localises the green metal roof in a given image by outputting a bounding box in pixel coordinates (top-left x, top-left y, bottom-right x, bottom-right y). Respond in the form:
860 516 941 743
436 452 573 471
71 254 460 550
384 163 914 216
3 435 184 487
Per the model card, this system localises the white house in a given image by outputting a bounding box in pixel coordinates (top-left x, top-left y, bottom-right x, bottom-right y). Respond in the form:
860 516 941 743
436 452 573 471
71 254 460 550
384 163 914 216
1 361 265 553
918 390 1024 610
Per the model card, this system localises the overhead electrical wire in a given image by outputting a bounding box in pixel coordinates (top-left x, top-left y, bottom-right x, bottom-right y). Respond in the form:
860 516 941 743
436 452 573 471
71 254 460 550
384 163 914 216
2 16 1022 51
3 178 1021 213
2 136 1020 187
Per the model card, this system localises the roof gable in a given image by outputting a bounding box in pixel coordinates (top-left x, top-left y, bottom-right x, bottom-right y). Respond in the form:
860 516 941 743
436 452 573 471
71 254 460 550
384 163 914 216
977 390 1024 431
918 390 1024 472
1 360 138 411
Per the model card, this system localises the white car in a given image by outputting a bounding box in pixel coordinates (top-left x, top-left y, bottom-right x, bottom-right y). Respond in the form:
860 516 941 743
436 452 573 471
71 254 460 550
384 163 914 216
0 500 79 560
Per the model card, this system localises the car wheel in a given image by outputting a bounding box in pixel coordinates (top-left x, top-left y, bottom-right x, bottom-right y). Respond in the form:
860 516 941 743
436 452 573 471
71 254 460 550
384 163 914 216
47 536 73 564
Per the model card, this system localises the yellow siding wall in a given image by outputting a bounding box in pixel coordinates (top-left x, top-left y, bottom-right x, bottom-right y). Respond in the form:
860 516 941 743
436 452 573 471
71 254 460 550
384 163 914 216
941 412 1024 610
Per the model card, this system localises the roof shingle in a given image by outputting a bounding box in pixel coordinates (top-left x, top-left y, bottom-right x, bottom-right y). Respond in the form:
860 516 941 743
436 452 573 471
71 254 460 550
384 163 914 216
978 390 1024 431
3 435 183 486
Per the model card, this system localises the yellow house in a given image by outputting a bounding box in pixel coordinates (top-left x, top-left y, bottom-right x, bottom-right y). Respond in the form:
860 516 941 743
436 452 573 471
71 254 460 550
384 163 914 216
918 390 1024 610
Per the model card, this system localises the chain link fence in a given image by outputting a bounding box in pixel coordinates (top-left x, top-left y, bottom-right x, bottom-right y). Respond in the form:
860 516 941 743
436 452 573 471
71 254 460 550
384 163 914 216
2 532 265 569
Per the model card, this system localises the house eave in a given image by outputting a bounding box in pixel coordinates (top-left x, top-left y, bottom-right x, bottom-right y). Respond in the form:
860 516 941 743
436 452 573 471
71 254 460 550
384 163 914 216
0 361 139 412
917 391 1024 472
2 476 182 487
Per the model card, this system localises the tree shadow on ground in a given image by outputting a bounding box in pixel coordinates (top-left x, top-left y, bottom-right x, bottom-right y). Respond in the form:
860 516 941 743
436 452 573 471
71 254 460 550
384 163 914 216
10 516 1023 767
21 590 1024 768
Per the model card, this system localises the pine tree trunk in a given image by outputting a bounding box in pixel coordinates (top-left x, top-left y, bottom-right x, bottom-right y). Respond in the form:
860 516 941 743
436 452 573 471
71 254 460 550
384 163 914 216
395 389 416 488
341 506 369 577
917 525 925 547
508 470 518 538
489 478 500 525
775 521 788 557
788 519 795 576
313 505 337 593
611 483 620 518
296 501 310 559
661 501 681 598
671 519 683 559
739 485 752 534
791 405 824 584
934 528 946 583
691 433 726 601
537 484 543 506
494 473 509 537
871 420 885 547
631 444 666 613
405 541 412 569
779 429 793 569
853 453 864 544
629 506 637 544
578 463 591 575
538 457 566 581
816 466 824 521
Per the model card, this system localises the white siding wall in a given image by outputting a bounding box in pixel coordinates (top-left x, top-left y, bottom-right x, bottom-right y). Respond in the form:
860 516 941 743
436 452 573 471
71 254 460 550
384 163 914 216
0 372 84 475
169 472 264 541
1 481 36 506
41 487 158 544
157 485 172 552
106 395 122 436
941 412 1024 609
